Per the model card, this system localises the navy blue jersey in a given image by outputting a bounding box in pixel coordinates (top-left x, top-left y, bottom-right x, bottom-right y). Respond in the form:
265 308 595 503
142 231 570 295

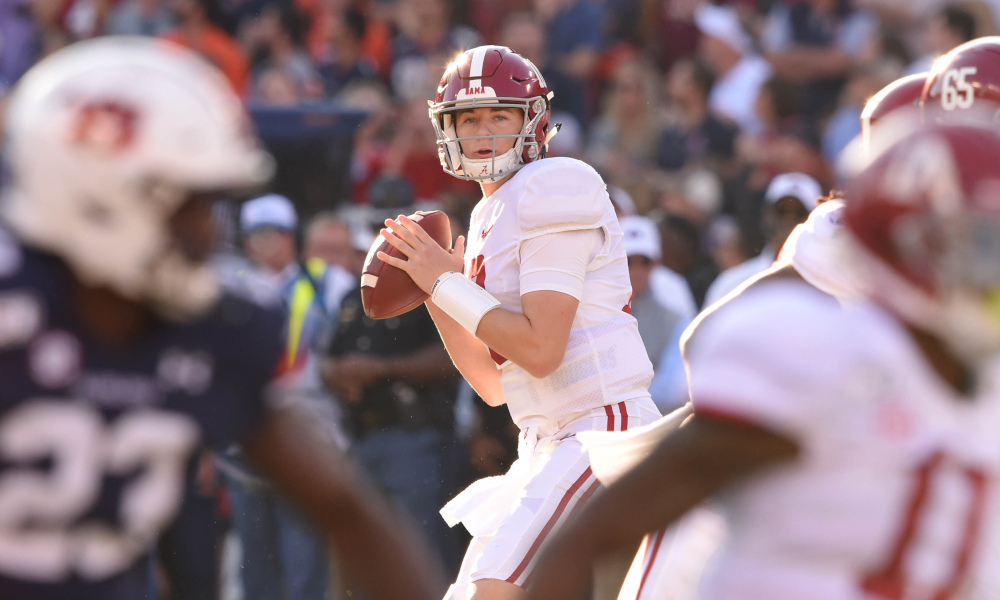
0 239 284 599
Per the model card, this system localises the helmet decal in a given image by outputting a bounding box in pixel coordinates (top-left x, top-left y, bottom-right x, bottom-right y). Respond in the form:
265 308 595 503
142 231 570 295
72 101 138 154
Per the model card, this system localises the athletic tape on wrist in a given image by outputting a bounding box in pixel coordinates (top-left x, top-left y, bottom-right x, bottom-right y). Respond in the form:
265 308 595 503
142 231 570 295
431 272 501 335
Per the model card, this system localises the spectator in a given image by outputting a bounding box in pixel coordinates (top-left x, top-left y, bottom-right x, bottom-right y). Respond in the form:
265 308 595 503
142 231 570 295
734 75 831 198
33 0 115 45
246 4 323 102
254 67 304 105
498 9 586 158
105 0 174 36
161 0 249 95
706 213 749 273
608 185 638 218
587 56 665 212
222 194 355 600
656 59 737 172
659 211 721 310
646 0 701 73
646 210 699 319
314 6 379 99
322 177 462 571
390 0 480 101
465 0 531 43
821 64 894 166
304 212 360 274
762 0 878 126
656 57 739 173
620 215 687 413
354 100 479 204
534 0 605 126
694 2 772 135
0 0 41 89
704 172 821 305
656 166 724 229
908 5 977 73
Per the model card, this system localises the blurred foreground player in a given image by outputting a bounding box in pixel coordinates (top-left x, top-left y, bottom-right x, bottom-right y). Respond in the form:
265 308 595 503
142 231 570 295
374 45 661 600
577 71 925 600
0 37 445 600
527 123 1000 600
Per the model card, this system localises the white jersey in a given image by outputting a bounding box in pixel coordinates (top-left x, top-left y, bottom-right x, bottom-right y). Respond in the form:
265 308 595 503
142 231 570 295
777 199 868 301
686 280 1000 600
464 157 653 428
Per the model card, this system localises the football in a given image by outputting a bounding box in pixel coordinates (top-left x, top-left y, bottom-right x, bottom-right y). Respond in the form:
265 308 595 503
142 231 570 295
361 210 453 319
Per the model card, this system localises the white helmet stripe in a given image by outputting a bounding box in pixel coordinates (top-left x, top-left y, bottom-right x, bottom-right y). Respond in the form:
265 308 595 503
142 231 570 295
467 46 489 90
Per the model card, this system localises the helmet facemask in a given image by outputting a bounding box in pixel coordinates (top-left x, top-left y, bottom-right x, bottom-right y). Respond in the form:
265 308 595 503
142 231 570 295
430 96 549 183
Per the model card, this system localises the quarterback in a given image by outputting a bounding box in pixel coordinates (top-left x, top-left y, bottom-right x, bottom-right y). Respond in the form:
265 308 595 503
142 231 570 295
0 37 445 600
376 45 660 600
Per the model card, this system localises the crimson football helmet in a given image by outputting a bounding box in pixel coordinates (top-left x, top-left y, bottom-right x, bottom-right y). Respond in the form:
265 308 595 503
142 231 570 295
844 123 1000 364
922 36 1000 126
429 45 552 182
861 73 926 156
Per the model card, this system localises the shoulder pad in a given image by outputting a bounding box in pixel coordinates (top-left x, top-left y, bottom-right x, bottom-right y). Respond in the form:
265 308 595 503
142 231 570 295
684 279 844 364
517 158 612 238
784 201 868 301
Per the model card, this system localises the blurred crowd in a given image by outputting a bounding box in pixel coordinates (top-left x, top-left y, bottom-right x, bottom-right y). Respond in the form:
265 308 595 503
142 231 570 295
6 0 999 597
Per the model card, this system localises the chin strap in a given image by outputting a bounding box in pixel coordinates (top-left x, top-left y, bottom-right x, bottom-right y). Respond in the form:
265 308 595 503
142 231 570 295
544 122 562 148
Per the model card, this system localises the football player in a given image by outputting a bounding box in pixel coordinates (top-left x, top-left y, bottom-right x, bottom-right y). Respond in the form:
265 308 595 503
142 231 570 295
922 36 1000 125
0 37 445 599
374 45 661 600
573 71 926 600
524 119 1000 600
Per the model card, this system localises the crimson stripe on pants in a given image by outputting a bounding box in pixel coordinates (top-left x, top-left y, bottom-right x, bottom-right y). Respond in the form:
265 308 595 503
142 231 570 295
636 528 667 599
505 467 595 584
618 401 629 431
506 402 631 585
522 475 603 588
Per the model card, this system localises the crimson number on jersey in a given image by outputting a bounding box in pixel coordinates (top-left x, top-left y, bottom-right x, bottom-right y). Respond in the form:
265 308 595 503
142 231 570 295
860 450 987 599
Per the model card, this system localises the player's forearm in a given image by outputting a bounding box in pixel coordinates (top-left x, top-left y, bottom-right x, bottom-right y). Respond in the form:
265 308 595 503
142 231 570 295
474 304 571 379
247 408 449 600
426 300 505 405
530 415 798 599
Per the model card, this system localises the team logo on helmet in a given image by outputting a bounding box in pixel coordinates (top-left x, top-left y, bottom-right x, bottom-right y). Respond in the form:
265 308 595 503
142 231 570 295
72 101 138 154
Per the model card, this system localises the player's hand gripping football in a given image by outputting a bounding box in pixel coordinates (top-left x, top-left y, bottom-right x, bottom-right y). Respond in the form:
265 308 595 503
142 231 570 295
378 214 465 294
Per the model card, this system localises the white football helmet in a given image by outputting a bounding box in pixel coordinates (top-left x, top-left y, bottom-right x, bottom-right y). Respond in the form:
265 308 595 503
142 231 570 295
3 36 274 321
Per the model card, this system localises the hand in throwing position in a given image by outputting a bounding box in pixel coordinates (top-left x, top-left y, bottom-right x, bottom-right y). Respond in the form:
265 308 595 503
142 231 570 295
377 214 465 294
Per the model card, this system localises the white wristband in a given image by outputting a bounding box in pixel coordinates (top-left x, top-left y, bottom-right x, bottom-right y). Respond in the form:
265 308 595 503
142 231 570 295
431 272 501 335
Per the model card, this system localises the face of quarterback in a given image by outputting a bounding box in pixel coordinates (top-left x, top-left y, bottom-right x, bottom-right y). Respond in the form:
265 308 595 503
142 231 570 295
454 106 525 159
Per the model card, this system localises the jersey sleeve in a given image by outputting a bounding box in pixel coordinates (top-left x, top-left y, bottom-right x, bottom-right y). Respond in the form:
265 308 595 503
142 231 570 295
517 158 612 240
685 283 848 440
518 228 602 299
